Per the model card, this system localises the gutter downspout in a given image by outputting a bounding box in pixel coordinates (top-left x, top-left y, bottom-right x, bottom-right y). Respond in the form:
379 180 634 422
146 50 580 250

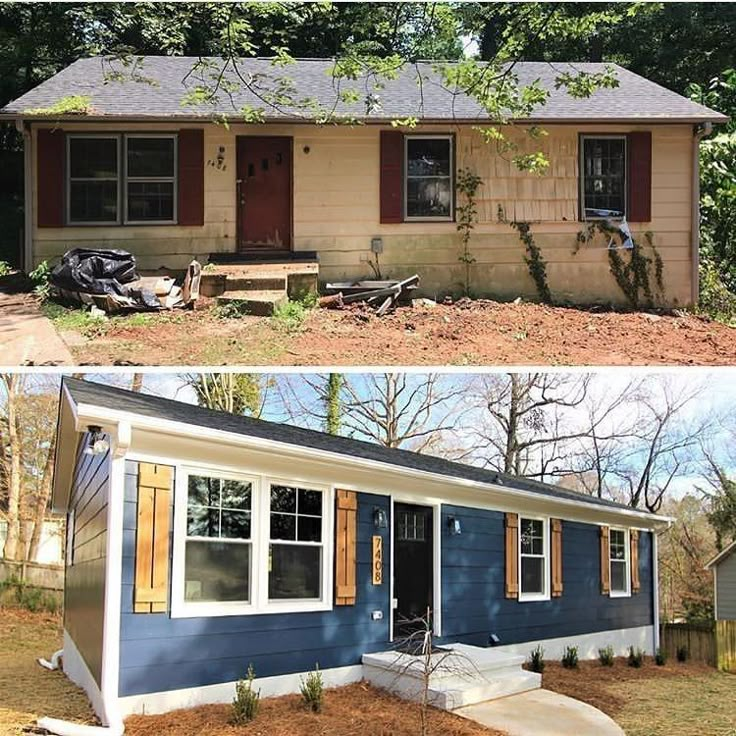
20 119 32 272
691 122 712 305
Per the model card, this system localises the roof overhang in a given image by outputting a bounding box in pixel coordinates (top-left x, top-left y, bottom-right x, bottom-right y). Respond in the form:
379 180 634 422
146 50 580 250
705 539 736 569
55 385 672 530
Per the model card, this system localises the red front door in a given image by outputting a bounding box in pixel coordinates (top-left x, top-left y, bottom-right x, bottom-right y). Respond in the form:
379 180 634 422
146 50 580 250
236 136 292 250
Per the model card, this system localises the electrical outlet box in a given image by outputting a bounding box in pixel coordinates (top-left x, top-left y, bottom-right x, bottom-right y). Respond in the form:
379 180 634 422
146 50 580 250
371 610 383 620
371 237 383 254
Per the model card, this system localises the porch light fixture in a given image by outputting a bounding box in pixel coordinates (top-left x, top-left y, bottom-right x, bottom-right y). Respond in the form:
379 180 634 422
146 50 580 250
373 507 388 530
448 517 462 535
84 425 109 455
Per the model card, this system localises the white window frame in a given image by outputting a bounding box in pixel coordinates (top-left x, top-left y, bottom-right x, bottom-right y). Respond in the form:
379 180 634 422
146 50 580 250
66 133 178 226
404 134 454 222
171 463 333 618
518 515 550 603
609 526 631 598
579 134 627 221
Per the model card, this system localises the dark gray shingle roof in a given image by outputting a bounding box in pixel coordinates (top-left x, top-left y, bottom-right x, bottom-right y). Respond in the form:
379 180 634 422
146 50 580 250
63 377 657 519
3 56 727 123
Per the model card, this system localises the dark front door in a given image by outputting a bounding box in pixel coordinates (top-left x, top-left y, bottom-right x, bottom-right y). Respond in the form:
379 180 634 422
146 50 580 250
236 136 292 250
393 503 433 639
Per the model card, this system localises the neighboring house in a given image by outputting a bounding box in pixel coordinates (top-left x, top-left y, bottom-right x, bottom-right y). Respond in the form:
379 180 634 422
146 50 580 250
52 377 670 724
0 57 728 305
706 540 736 621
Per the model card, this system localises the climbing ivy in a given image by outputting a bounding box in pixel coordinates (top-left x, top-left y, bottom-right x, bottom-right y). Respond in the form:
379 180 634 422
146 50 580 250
455 168 483 297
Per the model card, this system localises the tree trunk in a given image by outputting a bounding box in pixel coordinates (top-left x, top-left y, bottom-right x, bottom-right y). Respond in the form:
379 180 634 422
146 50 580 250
325 373 343 436
2 375 23 561
27 431 56 562
131 373 144 392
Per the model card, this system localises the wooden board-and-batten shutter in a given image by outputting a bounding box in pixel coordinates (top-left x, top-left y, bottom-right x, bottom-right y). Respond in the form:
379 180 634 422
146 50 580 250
504 512 519 599
600 525 611 595
134 463 172 613
335 490 357 605
551 519 563 598
380 130 403 224
37 129 65 228
630 529 641 593
627 131 652 223
178 129 205 226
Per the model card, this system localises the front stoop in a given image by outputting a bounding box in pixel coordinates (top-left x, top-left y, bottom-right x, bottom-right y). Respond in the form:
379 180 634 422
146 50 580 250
362 643 541 710
216 290 288 316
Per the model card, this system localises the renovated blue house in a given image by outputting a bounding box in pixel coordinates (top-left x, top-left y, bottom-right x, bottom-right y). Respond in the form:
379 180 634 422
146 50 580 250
51 378 669 726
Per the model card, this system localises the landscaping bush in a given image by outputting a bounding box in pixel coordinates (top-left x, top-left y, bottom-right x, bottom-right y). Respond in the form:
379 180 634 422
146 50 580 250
655 648 667 666
627 646 644 668
0 575 59 614
598 645 615 667
231 664 260 724
300 663 324 713
528 644 545 673
561 646 579 669
29 260 52 300
676 645 689 663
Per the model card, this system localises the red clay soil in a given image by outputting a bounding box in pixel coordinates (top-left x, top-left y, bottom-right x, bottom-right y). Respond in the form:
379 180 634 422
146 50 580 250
123 682 502 736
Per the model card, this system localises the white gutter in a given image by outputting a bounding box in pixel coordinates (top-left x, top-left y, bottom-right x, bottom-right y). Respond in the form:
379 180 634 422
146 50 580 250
652 531 660 652
691 122 712 305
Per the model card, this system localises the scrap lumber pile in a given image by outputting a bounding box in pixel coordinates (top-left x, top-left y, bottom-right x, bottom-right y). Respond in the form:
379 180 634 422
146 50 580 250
320 275 419 316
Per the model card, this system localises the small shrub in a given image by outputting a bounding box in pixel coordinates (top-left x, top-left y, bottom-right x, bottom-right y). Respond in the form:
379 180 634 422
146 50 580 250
561 645 579 669
0 260 13 277
213 299 251 319
231 664 260 724
598 645 615 667
0 575 59 613
272 298 312 333
528 644 545 673
655 648 667 666
627 646 644 668
676 645 689 663
300 663 324 713
29 260 53 300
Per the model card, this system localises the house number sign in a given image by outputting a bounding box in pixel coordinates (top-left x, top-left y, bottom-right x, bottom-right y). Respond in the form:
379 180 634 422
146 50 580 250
372 535 383 585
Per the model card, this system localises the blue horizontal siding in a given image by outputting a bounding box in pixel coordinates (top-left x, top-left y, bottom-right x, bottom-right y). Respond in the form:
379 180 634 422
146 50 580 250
439 504 653 647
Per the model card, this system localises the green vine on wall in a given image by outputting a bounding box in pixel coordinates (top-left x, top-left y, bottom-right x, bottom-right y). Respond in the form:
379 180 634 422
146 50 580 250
455 168 483 297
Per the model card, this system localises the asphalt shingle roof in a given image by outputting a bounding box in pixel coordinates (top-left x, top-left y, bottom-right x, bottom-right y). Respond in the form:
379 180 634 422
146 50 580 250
2 56 727 123
64 377 658 519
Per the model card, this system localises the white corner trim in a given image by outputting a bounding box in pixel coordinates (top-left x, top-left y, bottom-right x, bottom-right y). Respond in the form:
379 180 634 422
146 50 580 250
23 124 32 271
117 664 364 717
61 629 107 721
652 532 660 649
713 566 719 621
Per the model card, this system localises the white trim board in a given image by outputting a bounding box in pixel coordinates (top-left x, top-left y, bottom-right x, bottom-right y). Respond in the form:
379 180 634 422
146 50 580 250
117 664 364 717
61 629 108 722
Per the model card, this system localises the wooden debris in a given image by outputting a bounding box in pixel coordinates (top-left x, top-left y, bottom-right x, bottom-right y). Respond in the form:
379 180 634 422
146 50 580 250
323 275 420 316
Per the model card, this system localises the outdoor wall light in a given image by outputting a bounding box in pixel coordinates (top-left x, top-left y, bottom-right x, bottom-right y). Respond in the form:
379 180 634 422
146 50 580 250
84 425 110 455
303 145 311 154
216 146 226 168
447 517 462 535
373 507 388 529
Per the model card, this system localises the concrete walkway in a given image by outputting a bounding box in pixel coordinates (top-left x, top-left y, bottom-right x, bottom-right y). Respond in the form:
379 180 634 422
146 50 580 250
455 688 624 736
0 292 74 366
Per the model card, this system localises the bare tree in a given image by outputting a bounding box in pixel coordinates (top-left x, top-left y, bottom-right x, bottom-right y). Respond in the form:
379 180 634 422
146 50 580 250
1 374 24 560
182 373 269 416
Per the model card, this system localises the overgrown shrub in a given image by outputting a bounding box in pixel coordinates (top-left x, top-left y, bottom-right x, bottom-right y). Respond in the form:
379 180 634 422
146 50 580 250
272 296 316 333
231 664 260 724
627 646 644 668
0 575 59 613
29 260 52 300
561 645 579 669
697 255 736 325
598 645 615 667
676 645 689 663
300 663 324 713
528 644 545 673
0 260 12 277
655 648 667 666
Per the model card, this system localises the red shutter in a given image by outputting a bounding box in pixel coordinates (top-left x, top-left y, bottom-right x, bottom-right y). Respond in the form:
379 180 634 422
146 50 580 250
380 130 403 223
178 129 204 226
627 131 652 223
37 129 65 228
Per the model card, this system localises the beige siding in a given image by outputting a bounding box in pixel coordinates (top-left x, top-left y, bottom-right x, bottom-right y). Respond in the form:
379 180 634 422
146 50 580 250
32 121 695 305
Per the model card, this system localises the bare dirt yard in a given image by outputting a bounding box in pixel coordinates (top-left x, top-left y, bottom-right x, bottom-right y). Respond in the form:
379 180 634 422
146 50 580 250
542 658 736 736
44 298 736 367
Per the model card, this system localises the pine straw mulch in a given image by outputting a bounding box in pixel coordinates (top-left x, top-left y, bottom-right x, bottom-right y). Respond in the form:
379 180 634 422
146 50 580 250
541 658 736 736
124 681 503 736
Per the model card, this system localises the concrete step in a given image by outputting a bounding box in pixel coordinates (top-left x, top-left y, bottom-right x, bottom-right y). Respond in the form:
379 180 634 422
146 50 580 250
215 290 287 316
225 275 287 292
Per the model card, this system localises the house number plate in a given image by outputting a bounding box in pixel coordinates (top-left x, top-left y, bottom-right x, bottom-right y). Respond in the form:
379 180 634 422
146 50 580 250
372 535 383 585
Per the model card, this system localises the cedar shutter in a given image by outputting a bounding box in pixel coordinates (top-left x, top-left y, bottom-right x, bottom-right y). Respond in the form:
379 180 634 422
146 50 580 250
335 490 357 605
37 129 65 227
627 131 652 223
505 512 519 599
380 130 403 223
551 518 563 598
134 463 172 613
178 129 204 226
630 529 640 593
600 525 611 595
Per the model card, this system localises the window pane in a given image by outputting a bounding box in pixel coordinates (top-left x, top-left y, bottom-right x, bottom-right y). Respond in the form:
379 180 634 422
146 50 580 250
127 181 174 221
521 556 544 595
184 540 250 602
583 138 625 217
611 560 626 592
297 515 322 542
222 480 251 511
298 488 322 516
69 138 118 178
520 518 544 555
188 476 220 507
407 139 450 176
221 510 251 540
406 177 451 218
270 512 296 540
127 137 175 177
187 505 219 537
268 544 321 600
69 181 118 222
271 485 296 513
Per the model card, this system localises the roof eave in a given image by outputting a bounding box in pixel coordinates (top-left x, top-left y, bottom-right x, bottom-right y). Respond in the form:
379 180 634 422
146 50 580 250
705 539 736 569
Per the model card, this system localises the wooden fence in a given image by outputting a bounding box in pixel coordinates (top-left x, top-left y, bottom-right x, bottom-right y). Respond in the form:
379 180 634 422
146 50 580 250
716 620 736 673
659 622 717 666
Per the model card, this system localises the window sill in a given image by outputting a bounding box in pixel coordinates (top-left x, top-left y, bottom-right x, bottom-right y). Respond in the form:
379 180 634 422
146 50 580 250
66 221 179 227
170 599 332 619
609 590 631 599
518 593 550 603
403 217 455 223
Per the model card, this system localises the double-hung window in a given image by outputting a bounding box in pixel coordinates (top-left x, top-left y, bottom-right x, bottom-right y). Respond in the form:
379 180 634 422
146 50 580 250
67 134 177 225
405 135 454 220
580 135 626 219
609 528 630 597
173 466 331 617
519 516 549 601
